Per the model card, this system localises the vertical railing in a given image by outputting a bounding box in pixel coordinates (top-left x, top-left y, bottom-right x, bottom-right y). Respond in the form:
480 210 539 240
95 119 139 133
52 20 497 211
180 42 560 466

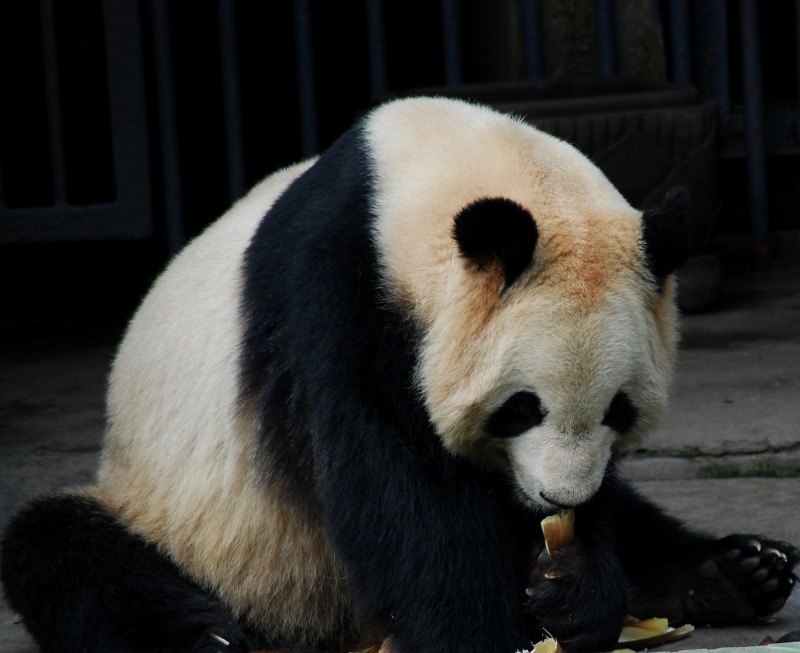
739 0 769 261
797 0 800 127
293 0 319 158
667 0 773 261
441 0 462 86
594 0 616 75
365 0 389 97
151 0 185 253
6 0 793 254
693 2 731 121
2 0 151 242
521 0 545 80
218 0 246 203
38 0 68 208
667 0 692 84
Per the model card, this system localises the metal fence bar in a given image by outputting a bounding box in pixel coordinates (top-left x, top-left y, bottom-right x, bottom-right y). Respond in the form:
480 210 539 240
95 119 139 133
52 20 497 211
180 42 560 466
151 0 186 253
38 0 68 207
694 2 730 119
293 0 319 156
594 0 616 75
218 0 246 202
0 136 5 209
796 0 800 120
102 0 152 239
520 0 544 80
739 0 769 261
441 0 462 86
365 0 388 96
667 0 692 84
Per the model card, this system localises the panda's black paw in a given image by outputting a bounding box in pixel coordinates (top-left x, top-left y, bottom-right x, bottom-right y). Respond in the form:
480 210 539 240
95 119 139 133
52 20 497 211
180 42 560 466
683 534 799 626
524 541 626 652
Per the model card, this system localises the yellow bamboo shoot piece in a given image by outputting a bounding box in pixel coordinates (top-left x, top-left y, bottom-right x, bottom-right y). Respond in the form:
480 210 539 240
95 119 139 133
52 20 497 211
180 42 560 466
540 509 575 556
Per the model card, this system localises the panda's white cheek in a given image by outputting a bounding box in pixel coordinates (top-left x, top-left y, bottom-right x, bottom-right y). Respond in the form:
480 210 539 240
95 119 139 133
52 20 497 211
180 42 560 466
506 427 614 510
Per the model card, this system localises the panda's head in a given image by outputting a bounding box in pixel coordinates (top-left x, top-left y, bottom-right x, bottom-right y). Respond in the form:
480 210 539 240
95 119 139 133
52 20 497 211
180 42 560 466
367 98 689 512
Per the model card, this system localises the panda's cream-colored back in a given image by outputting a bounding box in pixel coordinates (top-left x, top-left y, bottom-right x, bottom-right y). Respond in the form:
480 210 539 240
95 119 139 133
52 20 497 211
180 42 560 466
97 160 356 644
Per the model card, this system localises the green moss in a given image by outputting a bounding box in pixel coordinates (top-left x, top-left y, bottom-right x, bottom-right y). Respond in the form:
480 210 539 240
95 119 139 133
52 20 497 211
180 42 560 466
697 461 800 479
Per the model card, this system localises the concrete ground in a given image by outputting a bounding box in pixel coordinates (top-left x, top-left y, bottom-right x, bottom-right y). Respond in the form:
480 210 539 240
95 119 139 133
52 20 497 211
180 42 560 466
0 265 799 652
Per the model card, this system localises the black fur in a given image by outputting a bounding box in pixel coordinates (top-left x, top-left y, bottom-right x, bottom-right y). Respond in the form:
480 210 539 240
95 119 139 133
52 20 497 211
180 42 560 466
602 391 638 435
453 197 538 293
486 391 546 438
527 468 799 650
641 187 691 289
241 125 537 652
1 493 255 653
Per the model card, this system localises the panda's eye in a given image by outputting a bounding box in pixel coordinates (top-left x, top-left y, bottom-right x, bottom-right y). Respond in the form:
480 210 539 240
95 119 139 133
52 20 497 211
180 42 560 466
486 391 545 438
602 391 637 435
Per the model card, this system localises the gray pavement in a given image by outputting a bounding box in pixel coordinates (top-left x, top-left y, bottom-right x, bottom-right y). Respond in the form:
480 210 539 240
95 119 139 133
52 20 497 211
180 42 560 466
1 265 799 652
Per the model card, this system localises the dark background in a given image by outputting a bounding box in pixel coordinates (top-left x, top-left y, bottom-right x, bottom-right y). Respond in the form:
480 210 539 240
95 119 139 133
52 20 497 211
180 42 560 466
1 0 799 328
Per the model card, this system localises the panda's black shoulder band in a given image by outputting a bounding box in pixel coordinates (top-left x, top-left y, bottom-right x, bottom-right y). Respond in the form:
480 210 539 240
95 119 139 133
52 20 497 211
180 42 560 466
453 197 538 293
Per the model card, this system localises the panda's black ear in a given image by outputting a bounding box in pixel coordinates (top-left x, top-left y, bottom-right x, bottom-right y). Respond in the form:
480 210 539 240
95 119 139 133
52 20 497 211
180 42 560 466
641 187 691 290
453 197 538 294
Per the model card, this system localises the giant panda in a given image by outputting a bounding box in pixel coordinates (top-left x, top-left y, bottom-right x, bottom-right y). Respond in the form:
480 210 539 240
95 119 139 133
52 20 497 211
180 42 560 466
2 97 798 653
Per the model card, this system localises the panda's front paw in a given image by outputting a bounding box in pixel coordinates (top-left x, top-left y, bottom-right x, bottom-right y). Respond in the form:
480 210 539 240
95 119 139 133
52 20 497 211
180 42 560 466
684 534 799 625
524 541 626 652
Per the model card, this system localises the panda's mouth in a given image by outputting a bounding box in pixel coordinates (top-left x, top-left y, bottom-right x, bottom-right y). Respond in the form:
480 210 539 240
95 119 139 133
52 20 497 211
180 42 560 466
538 489 580 510
513 482 563 515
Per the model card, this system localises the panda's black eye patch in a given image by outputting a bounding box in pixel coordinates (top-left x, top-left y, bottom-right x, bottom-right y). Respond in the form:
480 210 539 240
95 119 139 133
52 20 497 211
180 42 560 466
602 391 637 435
486 391 545 438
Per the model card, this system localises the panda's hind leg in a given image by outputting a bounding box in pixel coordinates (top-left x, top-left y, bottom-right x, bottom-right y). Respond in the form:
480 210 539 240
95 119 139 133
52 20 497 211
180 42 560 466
1 491 254 653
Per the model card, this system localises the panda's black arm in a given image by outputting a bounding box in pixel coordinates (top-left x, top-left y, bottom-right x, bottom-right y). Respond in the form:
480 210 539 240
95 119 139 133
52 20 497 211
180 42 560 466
312 408 532 653
526 480 632 652
602 476 718 616
604 476 800 625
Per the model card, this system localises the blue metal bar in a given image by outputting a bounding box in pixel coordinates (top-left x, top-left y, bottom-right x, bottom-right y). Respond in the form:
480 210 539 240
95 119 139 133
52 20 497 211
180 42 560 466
151 0 186 253
0 147 5 209
365 0 388 96
740 0 769 261
293 0 319 156
441 0 462 86
668 0 692 83
102 0 153 239
694 2 730 118
594 0 616 75
218 0 246 201
38 0 68 207
520 0 544 80
796 0 800 118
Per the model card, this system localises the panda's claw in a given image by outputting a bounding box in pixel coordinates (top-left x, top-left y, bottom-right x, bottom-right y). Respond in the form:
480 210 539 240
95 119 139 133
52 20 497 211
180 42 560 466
194 626 251 653
210 632 231 646
744 538 762 553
